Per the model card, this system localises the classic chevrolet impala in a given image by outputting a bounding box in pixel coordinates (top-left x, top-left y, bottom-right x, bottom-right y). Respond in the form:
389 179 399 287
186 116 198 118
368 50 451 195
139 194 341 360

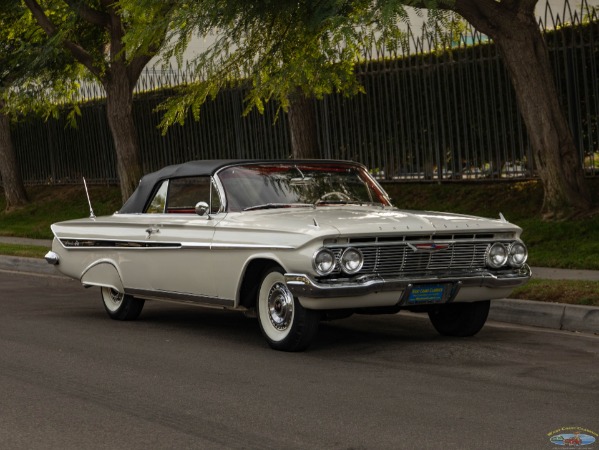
46 160 531 351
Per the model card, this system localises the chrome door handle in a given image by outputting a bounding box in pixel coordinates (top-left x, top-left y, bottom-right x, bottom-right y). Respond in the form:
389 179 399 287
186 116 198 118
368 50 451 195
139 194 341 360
145 227 160 238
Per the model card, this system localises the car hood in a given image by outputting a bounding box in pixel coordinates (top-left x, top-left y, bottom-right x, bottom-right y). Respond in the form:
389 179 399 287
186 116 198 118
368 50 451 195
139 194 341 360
226 206 522 238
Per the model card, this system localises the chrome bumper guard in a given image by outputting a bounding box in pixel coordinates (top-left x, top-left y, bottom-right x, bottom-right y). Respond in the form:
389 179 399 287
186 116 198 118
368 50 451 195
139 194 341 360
285 265 531 299
45 251 60 265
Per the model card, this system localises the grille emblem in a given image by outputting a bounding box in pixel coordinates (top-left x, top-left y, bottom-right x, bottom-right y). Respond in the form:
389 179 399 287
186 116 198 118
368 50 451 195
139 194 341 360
408 242 451 252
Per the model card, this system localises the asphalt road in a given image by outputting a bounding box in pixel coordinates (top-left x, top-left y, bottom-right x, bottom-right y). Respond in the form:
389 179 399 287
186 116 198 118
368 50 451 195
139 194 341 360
1 271 598 450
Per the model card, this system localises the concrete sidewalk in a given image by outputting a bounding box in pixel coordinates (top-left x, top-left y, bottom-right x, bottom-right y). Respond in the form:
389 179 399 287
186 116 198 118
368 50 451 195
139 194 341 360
0 236 597 335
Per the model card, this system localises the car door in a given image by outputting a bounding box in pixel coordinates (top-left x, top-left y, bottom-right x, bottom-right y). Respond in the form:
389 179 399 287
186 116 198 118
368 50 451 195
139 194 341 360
140 176 224 299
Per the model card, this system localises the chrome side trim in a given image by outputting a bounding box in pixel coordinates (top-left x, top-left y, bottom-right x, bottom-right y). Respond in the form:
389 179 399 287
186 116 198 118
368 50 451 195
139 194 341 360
59 238 181 249
210 243 295 250
57 238 293 251
176 242 212 249
125 288 235 308
285 265 531 298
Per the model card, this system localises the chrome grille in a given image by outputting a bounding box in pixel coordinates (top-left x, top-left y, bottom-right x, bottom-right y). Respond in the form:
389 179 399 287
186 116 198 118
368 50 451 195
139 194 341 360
328 241 491 277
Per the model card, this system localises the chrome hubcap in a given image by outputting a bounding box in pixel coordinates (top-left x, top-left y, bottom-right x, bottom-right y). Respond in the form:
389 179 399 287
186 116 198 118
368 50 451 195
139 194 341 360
106 288 123 309
267 282 294 331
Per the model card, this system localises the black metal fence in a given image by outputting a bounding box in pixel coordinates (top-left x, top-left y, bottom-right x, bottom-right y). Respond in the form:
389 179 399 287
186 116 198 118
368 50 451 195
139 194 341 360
8 0 599 185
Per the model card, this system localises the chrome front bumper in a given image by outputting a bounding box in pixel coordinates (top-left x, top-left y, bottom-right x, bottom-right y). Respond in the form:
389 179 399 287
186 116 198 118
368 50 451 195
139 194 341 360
285 265 532 299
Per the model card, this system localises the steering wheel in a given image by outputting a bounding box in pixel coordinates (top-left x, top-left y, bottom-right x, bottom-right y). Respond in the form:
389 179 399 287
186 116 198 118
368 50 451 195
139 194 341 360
318 191 352 202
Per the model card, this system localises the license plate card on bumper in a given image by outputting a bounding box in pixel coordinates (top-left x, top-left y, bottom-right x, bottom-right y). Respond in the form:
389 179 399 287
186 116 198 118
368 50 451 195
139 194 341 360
406 284 447 305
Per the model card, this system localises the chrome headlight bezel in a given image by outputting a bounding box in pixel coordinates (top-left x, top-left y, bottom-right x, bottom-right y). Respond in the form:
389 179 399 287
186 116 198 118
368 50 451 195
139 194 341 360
486 242 508 269
340 247 364 274
313 248 336 276
508 242 528 268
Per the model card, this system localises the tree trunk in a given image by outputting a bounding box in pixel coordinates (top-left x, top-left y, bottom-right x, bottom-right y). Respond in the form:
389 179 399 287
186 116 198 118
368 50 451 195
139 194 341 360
287 91 319 159
104 68 142 203
455 0 592 219
23 0 149 204
0 108 28 210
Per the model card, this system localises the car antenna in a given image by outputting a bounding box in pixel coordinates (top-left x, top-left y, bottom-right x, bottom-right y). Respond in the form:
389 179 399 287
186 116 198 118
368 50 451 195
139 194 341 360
83 177 96 219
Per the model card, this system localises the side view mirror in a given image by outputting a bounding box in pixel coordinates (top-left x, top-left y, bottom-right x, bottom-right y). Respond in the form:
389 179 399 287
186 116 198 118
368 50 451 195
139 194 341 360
195 201 210 216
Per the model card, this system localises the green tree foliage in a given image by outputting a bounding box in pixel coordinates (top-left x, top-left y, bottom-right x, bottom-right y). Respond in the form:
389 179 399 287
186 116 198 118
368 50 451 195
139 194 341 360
122 0 431 130
21 0 177 201
0 1 81 118
0 1 82 209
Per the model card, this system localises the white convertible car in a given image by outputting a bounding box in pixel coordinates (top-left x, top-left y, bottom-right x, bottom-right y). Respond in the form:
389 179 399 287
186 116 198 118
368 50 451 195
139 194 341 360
46 160 531 351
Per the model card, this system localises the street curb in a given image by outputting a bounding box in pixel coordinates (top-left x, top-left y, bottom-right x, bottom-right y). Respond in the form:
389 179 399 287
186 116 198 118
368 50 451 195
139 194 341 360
0 255 76 288
490 299 599 335
1 255 597 335
0 255 59 276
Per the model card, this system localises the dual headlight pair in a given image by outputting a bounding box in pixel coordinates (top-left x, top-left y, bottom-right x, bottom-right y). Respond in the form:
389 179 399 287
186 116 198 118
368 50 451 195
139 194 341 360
313 247 363 276
486 242 528 269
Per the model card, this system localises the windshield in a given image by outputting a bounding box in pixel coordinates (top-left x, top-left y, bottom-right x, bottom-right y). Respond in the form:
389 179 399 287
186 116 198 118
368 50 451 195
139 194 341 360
217 163 390 212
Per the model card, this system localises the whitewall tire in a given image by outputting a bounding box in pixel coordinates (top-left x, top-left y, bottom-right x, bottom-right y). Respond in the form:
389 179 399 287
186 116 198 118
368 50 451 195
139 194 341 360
256 266 320 351
101 287 145 321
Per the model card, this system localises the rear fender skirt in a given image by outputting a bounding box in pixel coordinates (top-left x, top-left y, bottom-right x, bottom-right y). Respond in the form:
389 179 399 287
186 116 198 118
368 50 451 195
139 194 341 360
81 260 124 293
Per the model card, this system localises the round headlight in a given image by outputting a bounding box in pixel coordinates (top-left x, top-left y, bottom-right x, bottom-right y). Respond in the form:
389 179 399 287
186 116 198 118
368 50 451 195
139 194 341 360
340 247 364 274
508 242 528 267
486 243 508 269
313 249 335 275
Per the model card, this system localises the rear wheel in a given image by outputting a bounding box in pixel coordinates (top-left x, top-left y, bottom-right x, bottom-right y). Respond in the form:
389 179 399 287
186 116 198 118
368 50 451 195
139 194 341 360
256 266 320 351
101 287 145 321
428 300 490 337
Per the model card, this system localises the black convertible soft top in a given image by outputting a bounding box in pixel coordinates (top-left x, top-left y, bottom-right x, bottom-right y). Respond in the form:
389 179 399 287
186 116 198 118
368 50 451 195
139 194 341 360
118 159 359 214
119 160 253 214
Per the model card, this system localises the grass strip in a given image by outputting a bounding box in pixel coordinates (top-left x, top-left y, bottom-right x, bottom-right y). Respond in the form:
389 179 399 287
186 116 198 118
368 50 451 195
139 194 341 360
0 185 122 239
510 279 599 306
0 243 50 259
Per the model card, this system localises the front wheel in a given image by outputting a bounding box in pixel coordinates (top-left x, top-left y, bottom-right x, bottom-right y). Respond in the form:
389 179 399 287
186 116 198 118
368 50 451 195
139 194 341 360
101 287 145 321
256 267 320 351
428 300 490 337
